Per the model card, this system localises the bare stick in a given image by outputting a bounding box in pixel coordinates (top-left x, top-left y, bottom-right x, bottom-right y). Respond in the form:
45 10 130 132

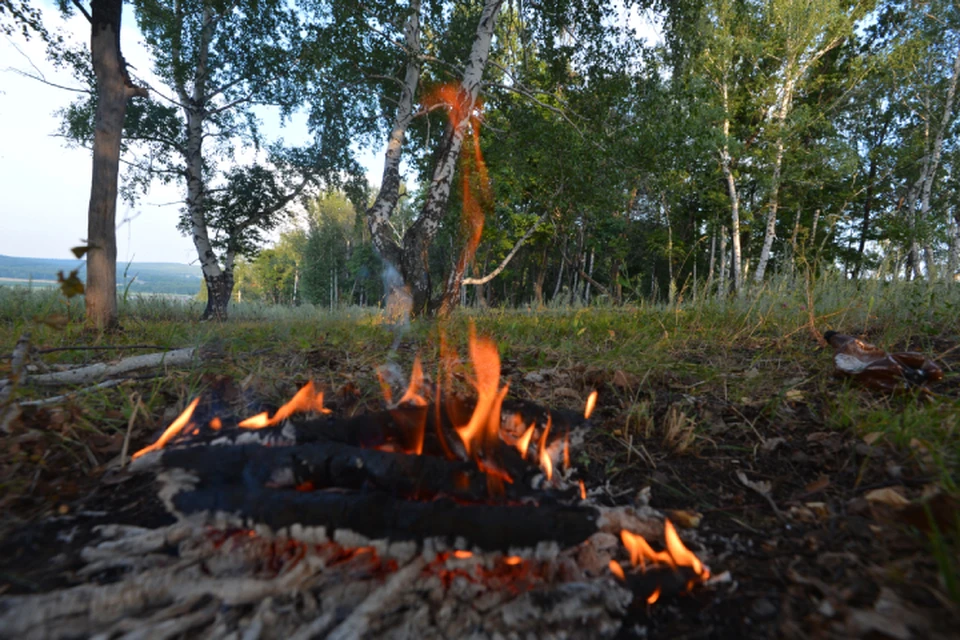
25 348 198 386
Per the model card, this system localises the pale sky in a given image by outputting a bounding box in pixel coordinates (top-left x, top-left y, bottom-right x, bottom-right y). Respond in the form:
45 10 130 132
1 2 658 265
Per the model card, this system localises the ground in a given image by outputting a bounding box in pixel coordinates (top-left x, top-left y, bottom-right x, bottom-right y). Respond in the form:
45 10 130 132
0 282 958 638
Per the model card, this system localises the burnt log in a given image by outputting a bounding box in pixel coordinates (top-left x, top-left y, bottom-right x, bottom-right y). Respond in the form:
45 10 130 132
168 484 600 552
157 441 551 503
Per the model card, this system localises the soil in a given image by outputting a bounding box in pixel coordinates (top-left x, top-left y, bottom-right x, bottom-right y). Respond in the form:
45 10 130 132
1 337 957 639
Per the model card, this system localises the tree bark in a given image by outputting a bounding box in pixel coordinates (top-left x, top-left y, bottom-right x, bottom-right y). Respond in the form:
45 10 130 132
403 0 505 315
85 0 148 328
719 79 742 294
366 0 421 276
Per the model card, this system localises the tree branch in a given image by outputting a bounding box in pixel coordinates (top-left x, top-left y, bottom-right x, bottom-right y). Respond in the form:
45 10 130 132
463 210 550 285
70 0 92 23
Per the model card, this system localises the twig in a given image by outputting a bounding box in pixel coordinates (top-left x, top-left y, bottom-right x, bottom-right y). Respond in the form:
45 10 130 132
120 393 143 468
24 348 198 387
0 333 31 433
19 379 129 409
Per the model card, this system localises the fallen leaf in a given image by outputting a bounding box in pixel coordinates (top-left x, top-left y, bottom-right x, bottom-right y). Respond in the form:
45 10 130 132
864 487 910 507
737 471 772 496
666 509 703 529
785 389 804 402
862 431 884 445
804 476 830 494
761 437 786 453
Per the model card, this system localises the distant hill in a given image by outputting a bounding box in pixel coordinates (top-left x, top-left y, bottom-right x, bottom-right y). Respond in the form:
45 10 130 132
0 255 203 296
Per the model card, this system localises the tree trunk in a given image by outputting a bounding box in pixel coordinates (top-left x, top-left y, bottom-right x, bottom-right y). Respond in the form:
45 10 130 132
406 0 505 316
85 0 147 328
854 157 877 279
533 245 547 307
720 80 742 294
202 270 234 321
717 225 728 299
366 0 420 277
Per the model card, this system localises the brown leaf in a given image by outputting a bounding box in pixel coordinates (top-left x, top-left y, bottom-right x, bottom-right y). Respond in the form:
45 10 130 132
804 475 830 495
864 487 910 507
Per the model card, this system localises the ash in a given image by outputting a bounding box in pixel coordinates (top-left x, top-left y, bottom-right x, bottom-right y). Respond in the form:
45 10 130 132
0 521 633 639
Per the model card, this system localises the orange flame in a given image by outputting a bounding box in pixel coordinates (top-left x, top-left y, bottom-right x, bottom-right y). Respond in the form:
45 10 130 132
538 415 553 482
504 556 522 566
515 423 535 458
398 356 428 407
609 560 625 580
455 326 507 460
620 519 709 579
453 550 473 559
579 479 587 500
423 83 489 287
563 430 570 470
238 381 329 429
132 397 200 459
584 390 598 419
209 416 222 431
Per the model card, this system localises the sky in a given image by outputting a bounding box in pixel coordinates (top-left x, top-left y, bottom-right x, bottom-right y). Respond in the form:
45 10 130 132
0 2 659 265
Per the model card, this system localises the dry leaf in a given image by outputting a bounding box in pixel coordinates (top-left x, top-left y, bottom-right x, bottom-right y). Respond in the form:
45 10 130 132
785 389 804 402
737 471 772 496
804 476 830 494
864 487 910 507
862 431 884 445
666 509 703 529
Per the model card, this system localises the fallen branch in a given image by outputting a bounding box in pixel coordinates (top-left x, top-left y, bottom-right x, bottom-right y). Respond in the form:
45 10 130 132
24 348 198 387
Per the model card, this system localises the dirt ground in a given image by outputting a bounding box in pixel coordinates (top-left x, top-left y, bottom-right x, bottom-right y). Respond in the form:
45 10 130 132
1 334 958 639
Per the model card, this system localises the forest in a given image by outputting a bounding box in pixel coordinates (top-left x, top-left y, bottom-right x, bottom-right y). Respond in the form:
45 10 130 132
5 0 959 322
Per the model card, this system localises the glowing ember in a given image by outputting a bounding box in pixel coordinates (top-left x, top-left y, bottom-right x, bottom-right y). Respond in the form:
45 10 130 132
209 416 222 430
453 550 473 559
647 586 661 605
238 381 329 429
563 431 570 470
515 423 535 459
131 397 200 459
579 479 587 500
609 560 625 580
538 415 553 481
584 390 598 419
504 556 522 566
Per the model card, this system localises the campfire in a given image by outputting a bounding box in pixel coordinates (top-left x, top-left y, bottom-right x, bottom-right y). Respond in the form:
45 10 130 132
1 326 715 638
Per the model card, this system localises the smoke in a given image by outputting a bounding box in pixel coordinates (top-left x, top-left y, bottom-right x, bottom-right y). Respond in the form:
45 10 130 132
382 262 412 353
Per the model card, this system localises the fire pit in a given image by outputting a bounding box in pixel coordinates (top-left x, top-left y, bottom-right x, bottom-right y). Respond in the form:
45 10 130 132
0 327 717 639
